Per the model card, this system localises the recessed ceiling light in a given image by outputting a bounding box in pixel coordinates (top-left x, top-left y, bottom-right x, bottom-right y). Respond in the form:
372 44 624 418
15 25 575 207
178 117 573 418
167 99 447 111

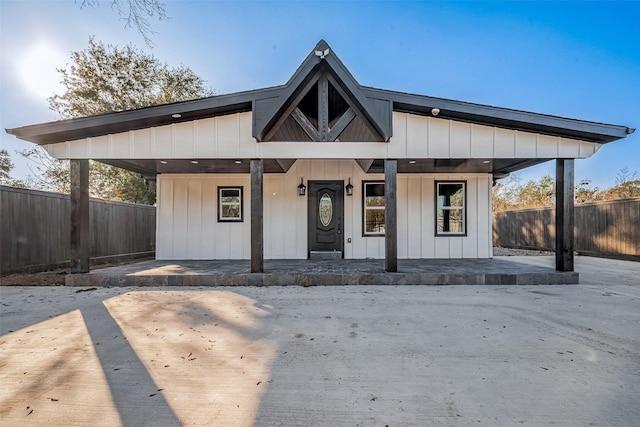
409 160 416 164
482 160 491 164
191 160 199 164
172 113 182 118
160 160 168 164
234 160 242 164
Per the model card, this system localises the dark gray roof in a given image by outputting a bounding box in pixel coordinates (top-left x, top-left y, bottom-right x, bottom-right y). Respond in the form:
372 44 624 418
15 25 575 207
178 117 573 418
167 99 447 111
6 40 634 145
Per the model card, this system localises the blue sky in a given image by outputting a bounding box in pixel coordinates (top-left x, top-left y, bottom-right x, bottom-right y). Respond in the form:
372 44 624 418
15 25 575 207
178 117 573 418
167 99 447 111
1 1 638 189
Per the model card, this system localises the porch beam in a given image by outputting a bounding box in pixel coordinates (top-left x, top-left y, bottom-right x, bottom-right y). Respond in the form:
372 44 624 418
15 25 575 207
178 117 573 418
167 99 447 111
385 159 398 272
251 159 264 273
70 159 90 273
555 159 574 271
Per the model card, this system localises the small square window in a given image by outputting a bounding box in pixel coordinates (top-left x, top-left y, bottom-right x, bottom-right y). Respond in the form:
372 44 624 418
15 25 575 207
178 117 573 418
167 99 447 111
436 181 466 236
363 181 385 236
218 187 243 222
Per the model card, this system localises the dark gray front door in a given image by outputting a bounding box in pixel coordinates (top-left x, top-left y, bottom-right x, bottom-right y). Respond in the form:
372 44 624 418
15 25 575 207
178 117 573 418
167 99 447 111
308 181 344 256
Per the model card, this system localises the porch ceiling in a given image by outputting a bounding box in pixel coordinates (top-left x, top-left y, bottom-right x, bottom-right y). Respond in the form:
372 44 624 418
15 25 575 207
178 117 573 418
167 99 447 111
98 159 296 176
97 157 548 177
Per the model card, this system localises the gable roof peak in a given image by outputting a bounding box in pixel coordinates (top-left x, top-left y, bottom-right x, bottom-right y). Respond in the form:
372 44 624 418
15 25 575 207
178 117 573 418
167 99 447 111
253 40 391 142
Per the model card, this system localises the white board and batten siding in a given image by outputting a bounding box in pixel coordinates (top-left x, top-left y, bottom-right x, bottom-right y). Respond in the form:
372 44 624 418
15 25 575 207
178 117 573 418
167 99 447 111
156 160 492 260
45 112 600 161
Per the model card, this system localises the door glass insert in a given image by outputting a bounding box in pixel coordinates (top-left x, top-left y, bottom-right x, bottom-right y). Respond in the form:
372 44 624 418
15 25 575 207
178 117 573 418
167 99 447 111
319 193 333 226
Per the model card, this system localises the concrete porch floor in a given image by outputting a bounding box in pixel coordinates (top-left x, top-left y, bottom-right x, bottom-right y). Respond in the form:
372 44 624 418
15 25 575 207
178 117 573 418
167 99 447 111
67 256 579 286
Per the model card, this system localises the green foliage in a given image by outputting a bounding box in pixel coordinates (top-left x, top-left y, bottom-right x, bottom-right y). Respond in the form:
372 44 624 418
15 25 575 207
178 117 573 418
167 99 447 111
516 175 555 209
78 0 168 46
0 149 30 188
90 161 156 204
601 167 640 200
574 180 601 204
493 174 555 211
48 37 214 119
493 167 640 212
17 147 70 192
0 149 13 182
31 38 214 204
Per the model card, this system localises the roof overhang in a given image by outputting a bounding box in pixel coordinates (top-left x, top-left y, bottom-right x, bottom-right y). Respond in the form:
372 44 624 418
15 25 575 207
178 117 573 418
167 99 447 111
368 88 633 144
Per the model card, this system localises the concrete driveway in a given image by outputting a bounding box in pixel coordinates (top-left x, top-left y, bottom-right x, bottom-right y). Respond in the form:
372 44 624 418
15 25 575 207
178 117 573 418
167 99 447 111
1 256 639 426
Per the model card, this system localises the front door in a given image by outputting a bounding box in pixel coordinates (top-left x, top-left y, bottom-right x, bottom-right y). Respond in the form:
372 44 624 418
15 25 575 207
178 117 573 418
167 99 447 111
308 181 344 256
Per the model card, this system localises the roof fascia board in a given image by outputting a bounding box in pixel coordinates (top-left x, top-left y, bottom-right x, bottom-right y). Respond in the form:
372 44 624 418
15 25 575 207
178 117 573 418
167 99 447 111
362 87 632 143
7 87 283 145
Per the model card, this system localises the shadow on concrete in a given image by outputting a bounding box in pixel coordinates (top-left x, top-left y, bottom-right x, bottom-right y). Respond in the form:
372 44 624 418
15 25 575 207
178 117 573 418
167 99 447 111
81 301 182 426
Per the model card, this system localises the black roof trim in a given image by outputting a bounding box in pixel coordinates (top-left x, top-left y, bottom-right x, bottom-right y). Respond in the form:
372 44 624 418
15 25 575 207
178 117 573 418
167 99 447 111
6 40 633 146
362 87 633 144
6 87 281 145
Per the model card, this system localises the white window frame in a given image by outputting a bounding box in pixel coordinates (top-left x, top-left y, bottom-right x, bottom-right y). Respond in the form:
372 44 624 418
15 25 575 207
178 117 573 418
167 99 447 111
435 181 466 236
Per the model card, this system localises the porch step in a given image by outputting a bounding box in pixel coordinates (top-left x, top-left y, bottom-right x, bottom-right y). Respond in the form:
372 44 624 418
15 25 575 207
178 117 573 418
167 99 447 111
310 251 343 260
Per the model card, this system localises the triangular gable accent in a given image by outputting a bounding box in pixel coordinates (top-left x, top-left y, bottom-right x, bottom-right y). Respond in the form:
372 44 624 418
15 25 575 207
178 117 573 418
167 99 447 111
253 40 391 142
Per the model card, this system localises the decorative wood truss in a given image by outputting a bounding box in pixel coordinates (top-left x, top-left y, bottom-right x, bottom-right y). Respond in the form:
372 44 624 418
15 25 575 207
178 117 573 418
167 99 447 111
262 69 385 142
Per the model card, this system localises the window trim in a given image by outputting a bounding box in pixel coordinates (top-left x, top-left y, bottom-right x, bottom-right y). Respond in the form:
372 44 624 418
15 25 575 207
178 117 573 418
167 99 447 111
435 181 467 237
217 186 244 223
362 180 385 237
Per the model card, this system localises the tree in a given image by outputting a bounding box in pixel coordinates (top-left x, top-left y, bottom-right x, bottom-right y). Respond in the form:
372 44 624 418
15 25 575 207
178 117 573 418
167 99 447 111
492 173 521 212
18 147 70 193
0 149 13 182
0 149 30 188
23 38 214 203
49 37 213 118
574 179 601 204
493 174 556 212
601 167 640 200
78 0 168 46
493 167 640 212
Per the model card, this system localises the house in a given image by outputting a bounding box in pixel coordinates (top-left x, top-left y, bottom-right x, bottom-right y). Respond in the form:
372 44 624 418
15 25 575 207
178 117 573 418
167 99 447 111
6 40 634 275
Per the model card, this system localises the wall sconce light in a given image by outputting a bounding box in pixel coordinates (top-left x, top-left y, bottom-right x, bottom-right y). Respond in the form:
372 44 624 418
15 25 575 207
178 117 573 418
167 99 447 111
345 177 353 196
298 178 306 196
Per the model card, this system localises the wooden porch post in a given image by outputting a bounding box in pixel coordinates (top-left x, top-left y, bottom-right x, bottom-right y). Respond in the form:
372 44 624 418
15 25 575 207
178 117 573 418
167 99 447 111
555 159 574 272
250 159 264 273
385 159 398 272
70 159 90 273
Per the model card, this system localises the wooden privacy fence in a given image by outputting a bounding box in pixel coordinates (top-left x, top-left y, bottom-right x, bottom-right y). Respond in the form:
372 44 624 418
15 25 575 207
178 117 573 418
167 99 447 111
1 185 156 274
493 198 640 261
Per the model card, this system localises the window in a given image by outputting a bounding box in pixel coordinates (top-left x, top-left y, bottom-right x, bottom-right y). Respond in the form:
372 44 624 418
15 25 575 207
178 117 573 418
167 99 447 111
436 181 466 235
218 187 243 222
363 181 385 236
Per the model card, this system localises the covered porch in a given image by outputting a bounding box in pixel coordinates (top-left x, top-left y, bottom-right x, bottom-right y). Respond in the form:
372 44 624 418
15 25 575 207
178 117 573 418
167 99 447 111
65 256 578 286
